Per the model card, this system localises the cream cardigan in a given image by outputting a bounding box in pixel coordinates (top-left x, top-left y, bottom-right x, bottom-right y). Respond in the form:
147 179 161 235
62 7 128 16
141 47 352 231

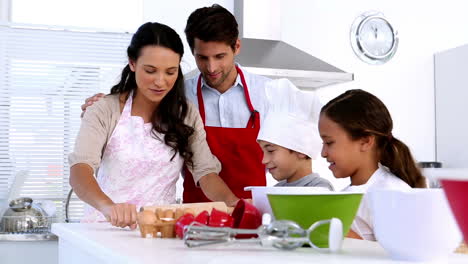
69 93 221 184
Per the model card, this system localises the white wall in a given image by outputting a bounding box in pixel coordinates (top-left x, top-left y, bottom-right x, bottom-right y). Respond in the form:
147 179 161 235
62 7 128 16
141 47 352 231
0 0 11 22
10 0 143 31
142 0 468 190
278 0 468 189
281 0 468 159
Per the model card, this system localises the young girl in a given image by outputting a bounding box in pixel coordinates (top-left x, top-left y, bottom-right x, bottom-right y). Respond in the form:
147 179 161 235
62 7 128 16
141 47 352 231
69 22 238 229
319 89 426 240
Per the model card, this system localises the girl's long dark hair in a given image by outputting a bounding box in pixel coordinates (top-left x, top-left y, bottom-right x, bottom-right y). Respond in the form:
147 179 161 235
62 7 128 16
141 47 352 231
110 22 194 166
321 89 426 188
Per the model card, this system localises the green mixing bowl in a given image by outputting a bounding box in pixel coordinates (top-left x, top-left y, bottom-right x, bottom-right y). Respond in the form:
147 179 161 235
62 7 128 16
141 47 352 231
268 192 363 248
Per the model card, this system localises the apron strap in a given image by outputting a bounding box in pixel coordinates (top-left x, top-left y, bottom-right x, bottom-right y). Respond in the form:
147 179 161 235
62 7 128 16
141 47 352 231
196 76 206 124
236 66 259 128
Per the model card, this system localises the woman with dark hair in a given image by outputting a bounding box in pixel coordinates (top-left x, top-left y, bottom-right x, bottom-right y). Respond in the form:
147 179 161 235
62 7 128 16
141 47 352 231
319 89 426 240
81 5 281 203
69 22 238 229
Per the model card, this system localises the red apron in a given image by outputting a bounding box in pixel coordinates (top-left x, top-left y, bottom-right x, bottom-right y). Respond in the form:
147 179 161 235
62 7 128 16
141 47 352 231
183 66 266 203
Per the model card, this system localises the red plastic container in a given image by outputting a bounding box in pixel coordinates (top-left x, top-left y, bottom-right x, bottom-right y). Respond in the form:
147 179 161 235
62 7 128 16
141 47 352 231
208 208 234 228
232 199 262 229
440 179 468 241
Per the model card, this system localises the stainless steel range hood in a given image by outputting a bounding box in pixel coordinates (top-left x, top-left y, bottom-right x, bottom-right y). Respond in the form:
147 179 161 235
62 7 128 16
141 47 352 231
185 0 353 89
234 38 353 88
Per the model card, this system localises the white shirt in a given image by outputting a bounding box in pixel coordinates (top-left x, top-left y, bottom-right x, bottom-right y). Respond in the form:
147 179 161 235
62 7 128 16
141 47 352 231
185 64 271 128
342 165 411 241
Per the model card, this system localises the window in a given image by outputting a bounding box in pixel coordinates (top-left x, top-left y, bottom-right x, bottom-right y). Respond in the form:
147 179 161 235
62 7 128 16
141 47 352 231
0 0 141 222
0 24 133 221
10 0 143 32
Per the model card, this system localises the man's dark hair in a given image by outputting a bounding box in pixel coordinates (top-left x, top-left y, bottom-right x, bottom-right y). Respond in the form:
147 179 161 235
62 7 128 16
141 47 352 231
185 4 239 52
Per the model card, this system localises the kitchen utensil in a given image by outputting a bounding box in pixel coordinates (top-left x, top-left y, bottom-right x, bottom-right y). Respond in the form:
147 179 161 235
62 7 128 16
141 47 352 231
184 216 343 253
2 170 28 219
208 208 234 227
0 197 49 233
419 161 443 188
267 191 362 248
231 198 262 229
369 189 462 262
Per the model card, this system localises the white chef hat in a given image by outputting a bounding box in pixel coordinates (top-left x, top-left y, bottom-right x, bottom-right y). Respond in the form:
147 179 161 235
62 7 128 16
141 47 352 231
257 78 322 159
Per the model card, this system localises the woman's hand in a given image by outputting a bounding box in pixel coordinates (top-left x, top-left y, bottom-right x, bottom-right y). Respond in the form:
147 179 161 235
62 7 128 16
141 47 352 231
101 203 138 230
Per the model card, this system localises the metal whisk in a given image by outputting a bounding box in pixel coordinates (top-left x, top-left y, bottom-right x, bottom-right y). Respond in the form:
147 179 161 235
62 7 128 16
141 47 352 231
184 215 343 252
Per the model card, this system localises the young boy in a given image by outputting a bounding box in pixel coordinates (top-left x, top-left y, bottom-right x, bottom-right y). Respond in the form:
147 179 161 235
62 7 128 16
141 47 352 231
257 79 333 190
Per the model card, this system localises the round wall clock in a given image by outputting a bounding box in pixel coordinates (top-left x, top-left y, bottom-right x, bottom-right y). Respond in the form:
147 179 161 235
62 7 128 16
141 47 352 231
350 11 399 65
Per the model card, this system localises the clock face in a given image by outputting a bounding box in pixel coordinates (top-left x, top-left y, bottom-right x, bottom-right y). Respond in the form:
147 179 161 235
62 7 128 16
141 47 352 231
359 18 395 57
350 12 399 64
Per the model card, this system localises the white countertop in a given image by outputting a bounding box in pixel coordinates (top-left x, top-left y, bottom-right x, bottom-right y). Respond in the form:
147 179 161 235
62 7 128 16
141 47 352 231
52 223 467 264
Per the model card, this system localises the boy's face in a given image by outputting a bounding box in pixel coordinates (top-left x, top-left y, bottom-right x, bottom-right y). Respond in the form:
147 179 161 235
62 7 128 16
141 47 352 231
258 140 305 182
193 38 240 90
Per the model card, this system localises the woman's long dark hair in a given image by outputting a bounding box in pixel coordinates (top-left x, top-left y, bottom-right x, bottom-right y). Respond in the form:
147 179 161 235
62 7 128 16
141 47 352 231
110 22 194 166
321 89 426 188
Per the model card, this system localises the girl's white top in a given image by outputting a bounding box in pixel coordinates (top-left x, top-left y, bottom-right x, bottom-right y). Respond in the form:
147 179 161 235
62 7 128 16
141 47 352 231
342 165 411 240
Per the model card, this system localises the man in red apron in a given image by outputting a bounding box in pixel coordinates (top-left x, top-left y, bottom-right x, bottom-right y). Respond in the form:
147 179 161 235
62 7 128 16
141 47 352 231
82 5 269 204
182 5 268 202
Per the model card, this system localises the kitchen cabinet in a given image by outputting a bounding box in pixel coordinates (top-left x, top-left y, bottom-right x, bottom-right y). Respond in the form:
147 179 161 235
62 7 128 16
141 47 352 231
435 44 468 167
52 223 467 264
0 240 58 264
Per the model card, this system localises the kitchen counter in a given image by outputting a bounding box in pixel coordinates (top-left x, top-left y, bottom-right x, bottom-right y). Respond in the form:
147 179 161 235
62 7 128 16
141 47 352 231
52 223 467 264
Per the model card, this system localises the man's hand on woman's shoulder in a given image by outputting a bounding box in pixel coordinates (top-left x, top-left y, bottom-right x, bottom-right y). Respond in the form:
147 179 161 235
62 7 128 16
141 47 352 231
81 93 105 117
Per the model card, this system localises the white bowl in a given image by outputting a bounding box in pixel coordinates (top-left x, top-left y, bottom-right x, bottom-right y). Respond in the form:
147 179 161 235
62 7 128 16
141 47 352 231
368 189 462 262
244 186 332 217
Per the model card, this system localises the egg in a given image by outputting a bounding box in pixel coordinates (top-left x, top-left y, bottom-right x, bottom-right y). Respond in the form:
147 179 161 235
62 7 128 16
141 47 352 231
137 210 158 238
138 210 157 225
163 209 174 219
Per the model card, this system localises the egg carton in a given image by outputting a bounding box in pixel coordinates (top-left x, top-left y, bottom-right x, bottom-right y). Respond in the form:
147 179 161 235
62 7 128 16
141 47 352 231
137 207 194 238
137 202 232 239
